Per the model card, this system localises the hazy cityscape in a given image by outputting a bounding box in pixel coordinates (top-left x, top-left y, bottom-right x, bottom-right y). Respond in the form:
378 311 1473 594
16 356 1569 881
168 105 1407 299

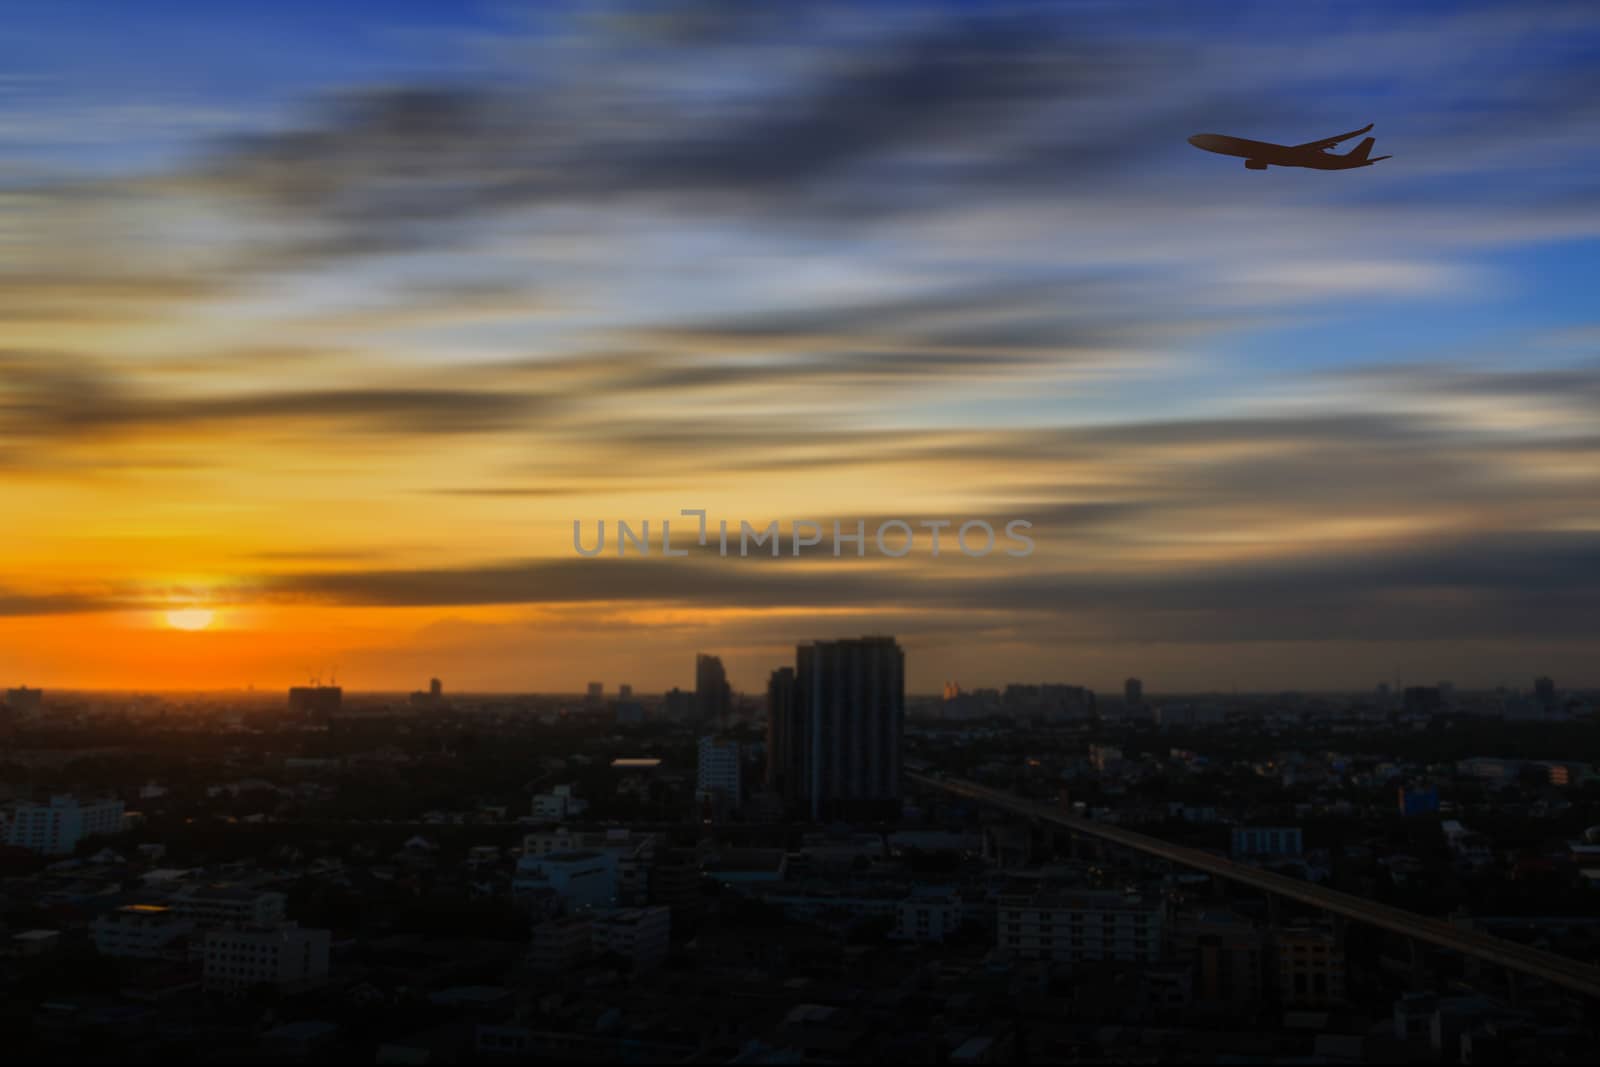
2 645 1597 1062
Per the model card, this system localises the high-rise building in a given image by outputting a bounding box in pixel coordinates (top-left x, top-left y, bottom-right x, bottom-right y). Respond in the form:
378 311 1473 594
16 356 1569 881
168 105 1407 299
696 654 732 728
1535 676 1556 711
288 685 341 723
787 635 904 821
663 687 695 721
765 667 799 795
1124 677 1143 706
410 677 445 710
697 735 741 809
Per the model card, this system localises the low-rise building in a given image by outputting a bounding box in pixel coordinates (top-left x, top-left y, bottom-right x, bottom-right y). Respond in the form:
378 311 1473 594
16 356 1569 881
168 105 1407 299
529 915 593 973
91 904 195 959
1442 820 1493 868
1172 910 1266 1005
513 849 619 911
521 828 657 904
531 784 588 820
1230 826 1303 859
1089 745 1124 772
203 923 330 994
1457 757 1521 785
1275 923 1345 1006
997 890 1164 964
170 886 287 926
3 795 125 855
590 905 670 971
893 887 963 943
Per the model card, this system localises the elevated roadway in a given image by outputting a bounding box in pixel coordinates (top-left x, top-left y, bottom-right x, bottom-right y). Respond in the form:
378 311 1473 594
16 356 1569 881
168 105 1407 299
908 771 1600 1000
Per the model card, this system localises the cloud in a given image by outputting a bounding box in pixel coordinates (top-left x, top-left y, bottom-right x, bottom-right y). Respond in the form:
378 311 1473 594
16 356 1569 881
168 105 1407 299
0 351 547 440
210 524 1600 647
8 1 1600 685
0 589 116 617
0 271 217 325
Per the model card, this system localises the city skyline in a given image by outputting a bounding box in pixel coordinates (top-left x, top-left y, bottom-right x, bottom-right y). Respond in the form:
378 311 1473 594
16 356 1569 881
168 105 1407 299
4 5 1598 1061
6 1 1600 693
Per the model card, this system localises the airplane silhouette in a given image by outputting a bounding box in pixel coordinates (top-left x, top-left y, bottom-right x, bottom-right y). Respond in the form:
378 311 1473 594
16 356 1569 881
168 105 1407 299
1188 123 1390 170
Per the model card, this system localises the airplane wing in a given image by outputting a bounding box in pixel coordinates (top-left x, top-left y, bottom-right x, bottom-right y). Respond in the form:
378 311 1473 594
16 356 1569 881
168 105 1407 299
1293 123 1374 151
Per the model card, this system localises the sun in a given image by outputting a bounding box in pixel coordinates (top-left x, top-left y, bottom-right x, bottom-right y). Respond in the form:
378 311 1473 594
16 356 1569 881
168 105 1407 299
165 608 216 632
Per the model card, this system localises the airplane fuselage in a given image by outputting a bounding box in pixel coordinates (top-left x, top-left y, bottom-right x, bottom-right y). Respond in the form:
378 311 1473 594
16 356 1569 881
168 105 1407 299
1188 133 1381 170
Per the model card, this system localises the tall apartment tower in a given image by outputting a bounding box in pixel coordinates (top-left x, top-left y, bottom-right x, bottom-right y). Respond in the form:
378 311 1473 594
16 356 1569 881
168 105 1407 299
695 654 732 728
765 667 799 795
696 735 742 820
788 636 904 821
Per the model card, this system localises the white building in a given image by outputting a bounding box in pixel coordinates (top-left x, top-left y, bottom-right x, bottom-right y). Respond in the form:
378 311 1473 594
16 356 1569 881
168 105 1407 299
203 923 330 994
170 886 287 926
521 828 657 905
531 784 589 820
91 904 195 959
893 887 964 943
998 890 1164 964
590 905 670 971
512 849 619 911
2 795 125 855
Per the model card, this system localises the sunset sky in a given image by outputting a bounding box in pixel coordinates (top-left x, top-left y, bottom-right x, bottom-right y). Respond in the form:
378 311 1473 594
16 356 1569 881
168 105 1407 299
4 0 1599 694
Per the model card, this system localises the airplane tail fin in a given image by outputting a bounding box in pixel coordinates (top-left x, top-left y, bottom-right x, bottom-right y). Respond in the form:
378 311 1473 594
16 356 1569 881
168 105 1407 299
1346 136 1376 162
